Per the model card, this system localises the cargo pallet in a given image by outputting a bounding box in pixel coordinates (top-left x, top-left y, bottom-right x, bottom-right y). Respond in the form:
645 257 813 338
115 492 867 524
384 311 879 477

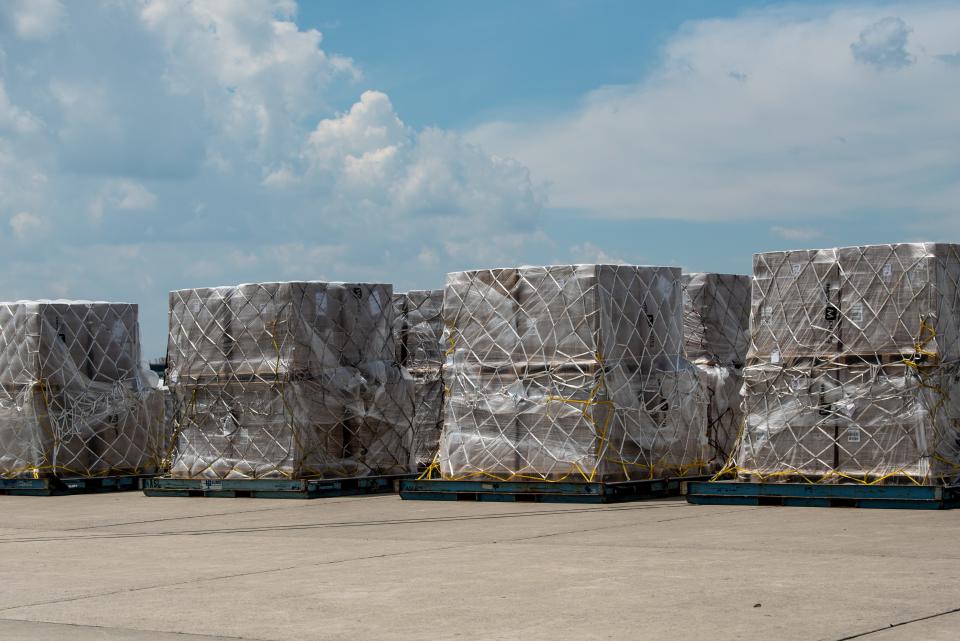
0 474 151 496
399 476 711 503
142 474 412 499
683 480 960 510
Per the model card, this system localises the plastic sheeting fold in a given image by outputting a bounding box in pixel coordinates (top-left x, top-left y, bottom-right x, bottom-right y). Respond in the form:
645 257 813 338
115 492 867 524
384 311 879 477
681 273 751 469
393 290 445 469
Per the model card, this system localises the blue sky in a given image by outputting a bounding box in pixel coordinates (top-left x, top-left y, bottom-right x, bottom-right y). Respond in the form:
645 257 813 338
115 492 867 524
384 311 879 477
0 0 957 357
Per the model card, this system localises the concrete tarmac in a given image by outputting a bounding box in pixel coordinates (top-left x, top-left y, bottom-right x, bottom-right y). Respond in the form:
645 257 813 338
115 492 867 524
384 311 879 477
0 492 956 641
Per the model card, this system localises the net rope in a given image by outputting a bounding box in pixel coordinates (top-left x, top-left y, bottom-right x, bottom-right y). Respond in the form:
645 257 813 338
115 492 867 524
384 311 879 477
432 265 707 483
721 243 960 485
0 301 164 479
165 282 415 480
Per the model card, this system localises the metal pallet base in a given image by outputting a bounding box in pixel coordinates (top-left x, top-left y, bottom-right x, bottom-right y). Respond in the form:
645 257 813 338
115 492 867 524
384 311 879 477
683 481 960 510
399 476 709 503
142 474 412 499
0 474 151 496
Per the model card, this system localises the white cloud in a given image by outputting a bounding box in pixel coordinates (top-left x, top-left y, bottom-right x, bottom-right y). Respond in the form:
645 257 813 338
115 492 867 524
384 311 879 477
0 1 543 354
9 212 45 239
770 226 822 241
851 16 913 69
293 90 542 234
6 0 65 40
469 4 960 224
140 0 358 162
0 81 41 134
569 242 628 265
88 180 158 221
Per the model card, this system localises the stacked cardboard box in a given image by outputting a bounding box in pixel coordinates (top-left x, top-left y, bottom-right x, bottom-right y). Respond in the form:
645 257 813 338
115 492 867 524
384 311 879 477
737 243 960 484
681 273 751 469
166 282 414 479
0 301 164 478
393 290 445 469
438 265 706 482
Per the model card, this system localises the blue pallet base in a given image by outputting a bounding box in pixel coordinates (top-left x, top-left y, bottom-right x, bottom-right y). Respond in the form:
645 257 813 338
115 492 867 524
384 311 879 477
0 474 150 496
142 474 411 499
683 481 960 510
399 476 709 503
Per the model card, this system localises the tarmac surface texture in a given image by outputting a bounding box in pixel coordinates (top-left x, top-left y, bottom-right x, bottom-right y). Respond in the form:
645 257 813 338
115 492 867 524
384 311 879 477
0 492 957 641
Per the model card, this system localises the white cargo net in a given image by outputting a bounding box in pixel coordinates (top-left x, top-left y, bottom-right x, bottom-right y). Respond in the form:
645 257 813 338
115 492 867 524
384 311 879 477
728 243 960 485
0 301 164 479
431 265 707 482
165 282 415 479
393 290 445 469
682 273 751 469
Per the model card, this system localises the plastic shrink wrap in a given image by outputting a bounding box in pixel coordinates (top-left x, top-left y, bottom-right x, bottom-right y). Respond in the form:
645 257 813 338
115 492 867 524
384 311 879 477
437 265 707 482
735 243 960 484
393 290 445 469
0 301 164 478
681 273 751 469
165 282 414 479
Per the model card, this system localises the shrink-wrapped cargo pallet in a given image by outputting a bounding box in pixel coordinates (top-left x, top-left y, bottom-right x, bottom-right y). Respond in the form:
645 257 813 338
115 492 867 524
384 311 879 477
735 243 960 484
681 273 751 468
437 265 707 482
165 282 414 479
393 290 445 469
0 301 164 478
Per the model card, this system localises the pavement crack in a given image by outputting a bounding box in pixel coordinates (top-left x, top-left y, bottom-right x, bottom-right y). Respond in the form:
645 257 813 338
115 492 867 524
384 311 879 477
832 606 960 640
0 502 690 544
0 542 470 614
0 617 273 640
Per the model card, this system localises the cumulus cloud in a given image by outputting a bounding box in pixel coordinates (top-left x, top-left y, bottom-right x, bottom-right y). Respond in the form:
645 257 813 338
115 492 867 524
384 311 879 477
88 180 158 221
851 17 913 69
0 82 41 134
0 0 543 353
5 0 65 40
770 226 822 241
9 212 45 239
140 0 359 162
569 242 627 265
469 4 960 223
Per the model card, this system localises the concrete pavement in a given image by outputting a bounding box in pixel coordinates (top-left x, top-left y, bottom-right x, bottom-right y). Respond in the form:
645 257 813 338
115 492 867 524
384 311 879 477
0 492 957 640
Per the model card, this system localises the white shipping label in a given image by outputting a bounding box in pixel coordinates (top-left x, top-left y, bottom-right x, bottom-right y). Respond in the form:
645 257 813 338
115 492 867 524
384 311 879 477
882 263 893 281
771 349 781 364
846 427 861 443
315 291 328 316
849 302 864 324
791 263 802 277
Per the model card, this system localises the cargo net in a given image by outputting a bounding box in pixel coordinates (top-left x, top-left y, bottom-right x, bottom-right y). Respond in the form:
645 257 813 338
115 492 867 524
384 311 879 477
682 273 751 469
165 282 414 479
728 243 960 485
393 290 445 469
431 265 707 483
0 302 165 479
